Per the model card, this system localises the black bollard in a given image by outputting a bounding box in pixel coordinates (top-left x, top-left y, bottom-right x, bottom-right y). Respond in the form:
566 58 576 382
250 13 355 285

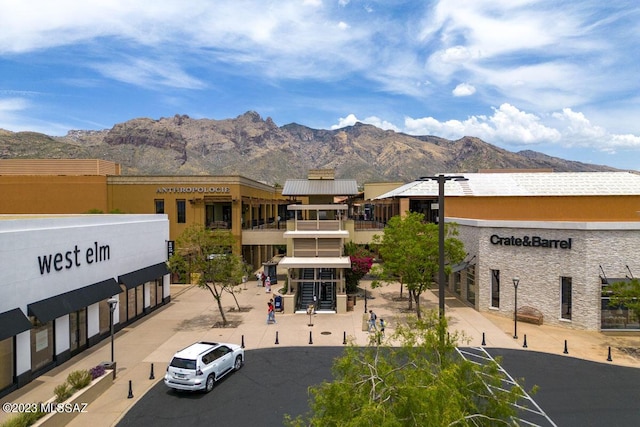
523 334 528 348
343 331 347 345
563 339 569 354
149 363 155 380
607 346 612 362
275 331 279 345
309 331 313 345
128 380 134 399
481 332 486 346
241 335 245 348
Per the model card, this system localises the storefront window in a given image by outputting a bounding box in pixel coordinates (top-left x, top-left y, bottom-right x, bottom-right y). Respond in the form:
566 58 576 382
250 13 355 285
136 285 144 315
601 287 640 330
155 199 164 214
0 337 14 392
69 309 87 354
118 288 127 325
127 287 136 321
177 199 186 223
30 320 54 373
454 272 461 295
466 266 476 305
99 298 112 335
491 270 500 308
561 277 572 320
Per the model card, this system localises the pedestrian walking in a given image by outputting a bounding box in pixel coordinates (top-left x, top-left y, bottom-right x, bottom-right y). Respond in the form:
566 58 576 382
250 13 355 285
256 271 262 287
267 300 276 324
265 275 271 293
379 318 386 337
368 310 377 332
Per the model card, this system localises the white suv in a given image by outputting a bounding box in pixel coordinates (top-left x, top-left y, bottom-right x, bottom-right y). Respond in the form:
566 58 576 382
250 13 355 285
164 341 244 393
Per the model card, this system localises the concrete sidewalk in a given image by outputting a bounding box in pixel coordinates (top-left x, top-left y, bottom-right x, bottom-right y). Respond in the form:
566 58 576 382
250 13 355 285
2 280 639 426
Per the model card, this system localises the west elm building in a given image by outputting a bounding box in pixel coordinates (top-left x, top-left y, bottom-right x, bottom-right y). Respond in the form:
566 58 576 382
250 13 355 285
0 214 170 397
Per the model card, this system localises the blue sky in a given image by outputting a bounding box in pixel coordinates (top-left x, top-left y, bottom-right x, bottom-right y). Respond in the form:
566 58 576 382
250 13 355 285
1 0 639 170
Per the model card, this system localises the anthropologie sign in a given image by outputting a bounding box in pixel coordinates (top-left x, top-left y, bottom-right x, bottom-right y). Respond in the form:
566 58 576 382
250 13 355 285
156 187 230 194
490 234 572 250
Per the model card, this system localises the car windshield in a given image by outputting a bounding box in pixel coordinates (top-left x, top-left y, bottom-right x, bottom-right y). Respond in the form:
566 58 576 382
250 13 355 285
170 357 196 370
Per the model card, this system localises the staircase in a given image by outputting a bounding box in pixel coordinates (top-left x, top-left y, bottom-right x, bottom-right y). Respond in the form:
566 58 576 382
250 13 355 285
317 270 335 310
298 268 316 309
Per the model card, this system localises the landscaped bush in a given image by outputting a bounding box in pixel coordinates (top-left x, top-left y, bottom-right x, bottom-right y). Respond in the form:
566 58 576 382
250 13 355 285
90 364 106 380
66 369 92 390
53 382 74 403
0 407 45 427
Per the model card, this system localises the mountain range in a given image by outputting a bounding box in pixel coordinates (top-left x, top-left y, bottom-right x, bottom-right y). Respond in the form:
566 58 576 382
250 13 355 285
0 111 617 185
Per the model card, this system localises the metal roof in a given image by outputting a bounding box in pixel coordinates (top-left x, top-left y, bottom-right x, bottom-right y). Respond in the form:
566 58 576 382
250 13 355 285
282 179 358 196
375 172 640 199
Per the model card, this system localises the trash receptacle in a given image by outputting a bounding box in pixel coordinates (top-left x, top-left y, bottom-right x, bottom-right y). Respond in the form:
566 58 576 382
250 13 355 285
362 313 369 331
274 295 283 312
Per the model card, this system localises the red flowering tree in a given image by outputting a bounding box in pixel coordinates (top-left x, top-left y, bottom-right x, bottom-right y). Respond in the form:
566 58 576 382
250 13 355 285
344 242 373 294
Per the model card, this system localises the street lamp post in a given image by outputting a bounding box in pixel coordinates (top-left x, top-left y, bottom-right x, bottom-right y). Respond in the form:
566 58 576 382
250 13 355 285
419 174 466 319
363 281 368 313
512 277 520 339
107 297 118 365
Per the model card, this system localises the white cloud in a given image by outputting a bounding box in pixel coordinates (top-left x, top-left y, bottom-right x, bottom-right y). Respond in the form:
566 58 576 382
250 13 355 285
452 83 476 97
403 104 640 155
0 97 70 135
95 58 207 90
0 97 29 113
331 114 399 132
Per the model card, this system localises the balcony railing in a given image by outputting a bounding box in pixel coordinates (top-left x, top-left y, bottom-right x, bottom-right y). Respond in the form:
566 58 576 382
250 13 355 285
295 220 342 231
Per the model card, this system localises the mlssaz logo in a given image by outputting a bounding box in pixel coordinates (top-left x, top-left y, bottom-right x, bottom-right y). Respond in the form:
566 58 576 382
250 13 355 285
490 234 572 250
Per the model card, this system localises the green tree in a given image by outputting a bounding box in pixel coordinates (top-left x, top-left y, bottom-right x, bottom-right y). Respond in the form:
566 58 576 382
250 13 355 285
285 313 525 427
607 278 640 321
372 212 466 319
167 224 247 326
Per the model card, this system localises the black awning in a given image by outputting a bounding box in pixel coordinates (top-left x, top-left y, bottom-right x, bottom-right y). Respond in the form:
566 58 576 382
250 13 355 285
28 278 121 323
118 262 169 290
450 261 475 273
0 308 32 341
604 277 632 285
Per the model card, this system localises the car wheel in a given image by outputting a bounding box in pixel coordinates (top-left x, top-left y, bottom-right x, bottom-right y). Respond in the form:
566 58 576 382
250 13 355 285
234 355 243 371
205 374 215 393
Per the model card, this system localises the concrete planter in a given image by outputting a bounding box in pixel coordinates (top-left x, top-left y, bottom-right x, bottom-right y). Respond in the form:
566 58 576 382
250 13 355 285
34 370 114 427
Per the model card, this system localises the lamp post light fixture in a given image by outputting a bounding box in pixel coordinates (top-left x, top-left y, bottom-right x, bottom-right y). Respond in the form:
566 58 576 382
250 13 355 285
418 174 467 319
107 297 118 364
512 277 520 339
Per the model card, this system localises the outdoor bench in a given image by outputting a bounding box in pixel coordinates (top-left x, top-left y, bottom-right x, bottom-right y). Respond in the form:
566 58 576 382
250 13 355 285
516 306 544 325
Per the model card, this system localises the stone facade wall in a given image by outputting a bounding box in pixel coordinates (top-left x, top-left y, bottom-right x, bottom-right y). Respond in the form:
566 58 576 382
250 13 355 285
452 220 640 331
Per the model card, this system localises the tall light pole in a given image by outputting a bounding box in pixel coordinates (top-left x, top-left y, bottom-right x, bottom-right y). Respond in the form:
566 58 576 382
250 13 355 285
363 281 368 313
107 298 118 366
419 174 466 319
512 277 520 339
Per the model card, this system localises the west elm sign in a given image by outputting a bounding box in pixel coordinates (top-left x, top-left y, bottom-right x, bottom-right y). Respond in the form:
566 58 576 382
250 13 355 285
37 241 111 275
490 234 572 250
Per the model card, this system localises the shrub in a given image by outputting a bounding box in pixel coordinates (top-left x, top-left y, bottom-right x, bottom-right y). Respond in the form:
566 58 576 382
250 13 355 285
66 369 92 390
54 382 74 403
1 406 45 427
90 364 106 380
